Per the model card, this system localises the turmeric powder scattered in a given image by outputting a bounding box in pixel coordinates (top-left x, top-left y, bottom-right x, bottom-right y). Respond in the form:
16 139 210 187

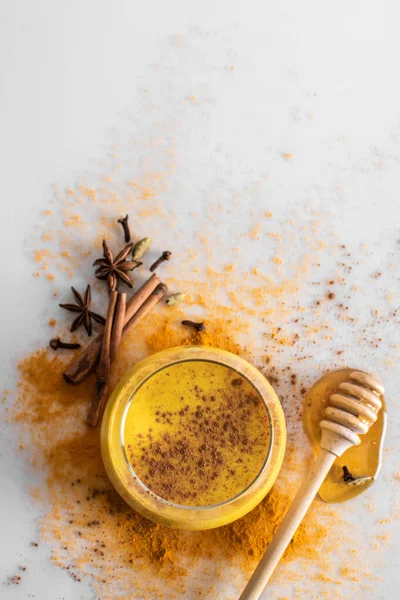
8 145 392 598
11 316 329 599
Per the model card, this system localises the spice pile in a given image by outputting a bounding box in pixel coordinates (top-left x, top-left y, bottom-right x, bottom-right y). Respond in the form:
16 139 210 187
12 323 333 600
6 210 334 598
52 214 183 427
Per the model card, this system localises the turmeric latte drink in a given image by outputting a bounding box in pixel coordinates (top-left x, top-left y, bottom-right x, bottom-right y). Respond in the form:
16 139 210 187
124 361 270 506
101 346 286 530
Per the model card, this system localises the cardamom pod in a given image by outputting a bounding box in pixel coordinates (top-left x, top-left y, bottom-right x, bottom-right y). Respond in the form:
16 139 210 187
166 293 186 306
132 237 151 260
346 476 374 487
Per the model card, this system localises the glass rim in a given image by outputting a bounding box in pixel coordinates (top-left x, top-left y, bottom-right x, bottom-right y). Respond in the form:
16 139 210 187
101 346 286 530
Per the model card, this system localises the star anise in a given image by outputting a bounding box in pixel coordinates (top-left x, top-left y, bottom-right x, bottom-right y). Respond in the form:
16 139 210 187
93 240 141 292
59 285 105 337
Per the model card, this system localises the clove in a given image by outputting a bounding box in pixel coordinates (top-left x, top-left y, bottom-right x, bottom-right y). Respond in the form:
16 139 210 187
342 466 355 483
150 251 171 272
117 214 131 243
342 466 373 487
50 337 81 351
181 320 205 332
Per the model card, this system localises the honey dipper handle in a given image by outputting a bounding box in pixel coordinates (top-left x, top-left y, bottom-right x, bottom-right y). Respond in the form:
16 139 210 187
239 449 336 600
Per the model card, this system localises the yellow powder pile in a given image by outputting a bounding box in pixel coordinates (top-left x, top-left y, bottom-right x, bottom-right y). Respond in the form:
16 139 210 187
11 317 332 599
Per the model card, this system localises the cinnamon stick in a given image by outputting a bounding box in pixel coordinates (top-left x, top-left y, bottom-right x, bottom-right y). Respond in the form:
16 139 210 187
63 274 160 385
123 283 167 337
86 286 167 427
86 291 118 427
123 274 161 323
110 292 126 362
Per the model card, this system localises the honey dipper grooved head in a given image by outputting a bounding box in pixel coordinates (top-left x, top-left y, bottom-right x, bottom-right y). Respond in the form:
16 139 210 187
319 371 384 457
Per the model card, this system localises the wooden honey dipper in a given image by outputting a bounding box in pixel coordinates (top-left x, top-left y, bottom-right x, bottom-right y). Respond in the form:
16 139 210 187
239 371 384 600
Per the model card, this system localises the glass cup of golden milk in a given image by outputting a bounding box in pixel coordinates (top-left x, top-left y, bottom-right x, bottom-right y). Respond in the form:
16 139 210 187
101 346 286 530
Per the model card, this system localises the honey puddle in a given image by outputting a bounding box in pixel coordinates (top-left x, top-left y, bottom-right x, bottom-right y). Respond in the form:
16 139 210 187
303 369 387 503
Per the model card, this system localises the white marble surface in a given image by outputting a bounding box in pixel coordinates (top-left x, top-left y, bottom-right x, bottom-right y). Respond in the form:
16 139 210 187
1 1 400 599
